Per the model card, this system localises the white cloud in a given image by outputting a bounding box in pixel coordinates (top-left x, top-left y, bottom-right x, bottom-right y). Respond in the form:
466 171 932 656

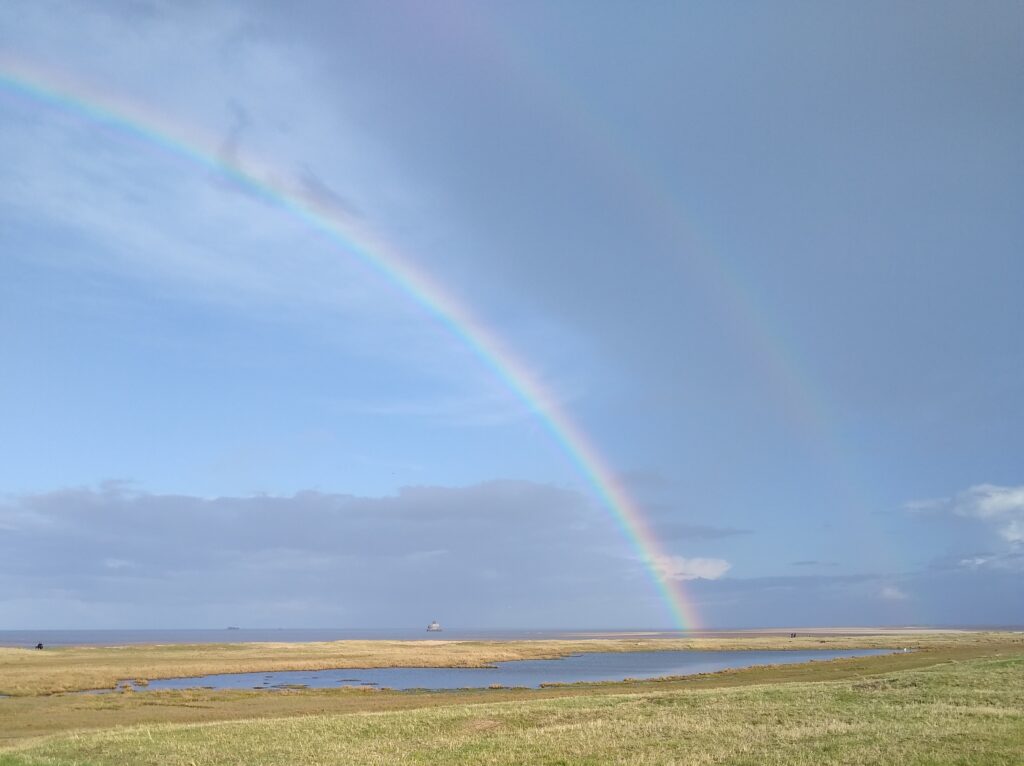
1004 521 1024 544
908 483 1024 545
652 556 731 582
880 585 909 601
951 484 1024 544
959 555 993 569
102 558 134 570
904 498 944 512
957 552 1024 573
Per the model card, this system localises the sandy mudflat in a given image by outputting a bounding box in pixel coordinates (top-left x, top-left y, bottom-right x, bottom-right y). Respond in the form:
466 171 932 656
566 626 979 638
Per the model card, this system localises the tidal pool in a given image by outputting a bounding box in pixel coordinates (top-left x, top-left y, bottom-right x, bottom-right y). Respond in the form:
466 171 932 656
116 649 891 692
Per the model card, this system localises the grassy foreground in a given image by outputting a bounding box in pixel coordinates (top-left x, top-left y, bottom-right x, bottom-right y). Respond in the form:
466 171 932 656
2 650 1022 765
1 632 1021 764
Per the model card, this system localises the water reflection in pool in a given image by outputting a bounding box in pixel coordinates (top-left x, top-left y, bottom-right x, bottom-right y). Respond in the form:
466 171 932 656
120 649 891 692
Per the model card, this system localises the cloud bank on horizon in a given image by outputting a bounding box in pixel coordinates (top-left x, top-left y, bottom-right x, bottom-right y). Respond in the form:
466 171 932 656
0 1 1021 628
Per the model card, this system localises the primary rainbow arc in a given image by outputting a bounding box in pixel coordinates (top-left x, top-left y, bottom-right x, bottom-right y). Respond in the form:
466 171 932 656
0 62 698 630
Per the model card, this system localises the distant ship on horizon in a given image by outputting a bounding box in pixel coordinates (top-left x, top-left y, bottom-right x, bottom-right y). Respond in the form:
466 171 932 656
426 620 442 632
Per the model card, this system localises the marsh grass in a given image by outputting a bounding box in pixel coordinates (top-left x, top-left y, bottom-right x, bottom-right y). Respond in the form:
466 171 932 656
1 652 1021 765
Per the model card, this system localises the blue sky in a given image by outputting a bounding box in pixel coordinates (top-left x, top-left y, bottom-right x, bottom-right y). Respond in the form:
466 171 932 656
1 1 1021 629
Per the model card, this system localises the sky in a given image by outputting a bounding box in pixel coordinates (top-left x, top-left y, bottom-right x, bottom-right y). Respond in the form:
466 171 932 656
1 1 1022 630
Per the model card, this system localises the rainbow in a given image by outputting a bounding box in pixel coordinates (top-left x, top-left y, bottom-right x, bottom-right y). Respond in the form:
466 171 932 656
0 61 700 630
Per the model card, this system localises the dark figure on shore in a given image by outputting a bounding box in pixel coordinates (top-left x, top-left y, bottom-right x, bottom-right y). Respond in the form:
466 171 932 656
790 633 797 639
35 642 44 650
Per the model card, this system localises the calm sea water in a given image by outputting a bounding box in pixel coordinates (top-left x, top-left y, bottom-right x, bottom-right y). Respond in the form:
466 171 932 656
4 627 999 649
109 649 890 692
0 628 671 647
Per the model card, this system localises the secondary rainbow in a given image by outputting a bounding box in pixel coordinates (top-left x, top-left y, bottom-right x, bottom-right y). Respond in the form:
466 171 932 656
468 20 909 596
0 61 700 630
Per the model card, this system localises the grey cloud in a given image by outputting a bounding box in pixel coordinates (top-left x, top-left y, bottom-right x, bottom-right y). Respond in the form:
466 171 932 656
0 481 671 628
206 43 359 226
211 101 274 204
3 482 1022 629
218 101 250 167
296 166 361 220
1 481 597 570
687 569 1024 628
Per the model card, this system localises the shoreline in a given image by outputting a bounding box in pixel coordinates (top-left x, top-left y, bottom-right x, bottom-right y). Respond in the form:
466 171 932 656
2 629 1019 697
0 625 994 650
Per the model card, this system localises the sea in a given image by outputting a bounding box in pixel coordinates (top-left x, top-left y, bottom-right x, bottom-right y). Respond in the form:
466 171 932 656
1 628 678 648
2 625 1013 649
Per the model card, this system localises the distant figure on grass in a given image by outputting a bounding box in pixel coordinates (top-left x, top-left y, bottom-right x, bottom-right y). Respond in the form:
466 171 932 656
35 642 44 650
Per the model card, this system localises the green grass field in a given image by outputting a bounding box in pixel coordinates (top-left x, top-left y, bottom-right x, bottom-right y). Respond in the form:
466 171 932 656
1 632 1021 764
